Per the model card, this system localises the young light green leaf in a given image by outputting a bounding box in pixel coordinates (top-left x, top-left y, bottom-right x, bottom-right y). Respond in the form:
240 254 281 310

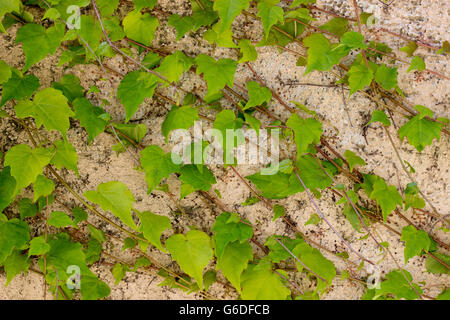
367 110 391 126
123 10 158 46
286 113 322 156
407 56 426 73
304 213 321 226
195 54 237 98
47 211 77 229
247 170 302 199
4 144 53 194
399 41 418 57
168 14 195 40
344 150 366 172
140 145 180 193
51 140 78 174
240 258 291 300
161 105 199 141
14 88 74 139
84 181 138 231
117 71 159 122
96 0 119 16
238 39 258 63
401 225 431 263
244 81 272 110
136 210 171 252
203 22 237 48
426 252 450 275
348 63 373 95
213 0 251 33
73 98 108 143
165 230 214 290
33 174 54 202
290 0 316 7
374 64 398 90
341 31 367 49
28 236 50 257
216 240 253 293
112 263 130 284
369 179 403 221
273 204 285 221
404 182 425 211
15 23 64 71
155 51 194 83
398 113 442 152
303 33 349 74
257 0 284 39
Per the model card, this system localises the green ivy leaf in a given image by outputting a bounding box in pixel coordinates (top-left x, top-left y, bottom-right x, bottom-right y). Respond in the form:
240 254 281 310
247 170 302 199
240 258 290 300
404 182 425 210
84 181 138 231
290 0 316 7
216 240 252 293
15 23 64 71
0 167 16 212
341 31 367 49
426 252 450 275
238 39 258 63
368 110 391 126
203 22 237 48
244 81 272 110
319 17 348 37
77 15 103 60
4 144 53 194
0 0 22 33
3 249 30 286
112 263 130 284
212 212 253 258
168 14 195 40
398 111 442 152
51 74 84 102
348 63 373 95
47 211 77 229
15 87 74 139
165 230 214 290
132 0 157 10
136 210 171 252
376 269 422 300
179 164 216 192
399 41 418 57
51 140 78 174
303 33 349 74
292 241 336 289
272 204 286 221
436 288 450 300
213 0 250 33
161 105 199 141
407 56 426 73
140 145 180 193
374 64 398 90
117 70 159 122
195 54 237 98
33 174 54 202
305 213 321 226
96 0 119 16
0 218 30 264
0 59 11 84
155 51 194 83
28 236 50 257
343 150 366 172
257 0 284 39
73 98 108 143
286 113 322 156
18 198 37 220
369 179 403 221
123 10 159 46
400 225 431 263
0 69 40 106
